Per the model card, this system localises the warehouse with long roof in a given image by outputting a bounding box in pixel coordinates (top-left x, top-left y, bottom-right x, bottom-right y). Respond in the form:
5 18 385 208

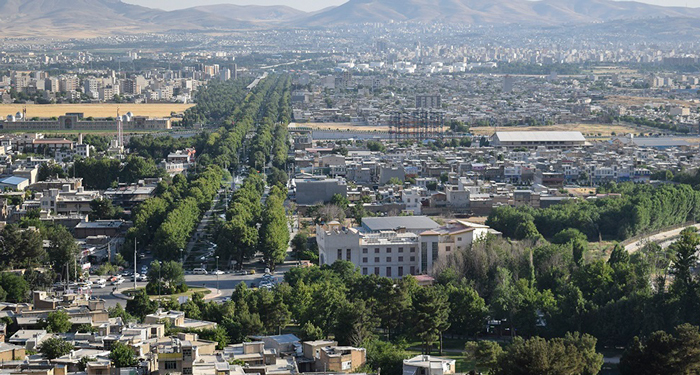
491 131 588 149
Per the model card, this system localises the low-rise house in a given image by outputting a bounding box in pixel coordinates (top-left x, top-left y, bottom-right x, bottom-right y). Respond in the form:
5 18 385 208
403 355 456 375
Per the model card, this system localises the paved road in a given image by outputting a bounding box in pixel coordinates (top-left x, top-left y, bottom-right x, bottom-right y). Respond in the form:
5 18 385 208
625 223 700 252
93 259 298 309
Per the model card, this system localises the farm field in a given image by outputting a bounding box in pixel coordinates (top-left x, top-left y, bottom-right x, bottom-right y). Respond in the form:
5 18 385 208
0 103 194 119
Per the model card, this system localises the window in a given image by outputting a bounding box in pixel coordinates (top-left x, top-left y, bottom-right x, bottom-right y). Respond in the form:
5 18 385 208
337 249 342 260
421 242 428 272
386 257 392 262
398 266 404 277
410 266 416 275
387 248 392 253
386 267 392 277
374 267 380 275
183 348 192 358
399 247 404 253
164 361 177 370
410 256 416 262
446 246 451 252
183 368 192 375
457 237 462 241
398 256 404 262
362 267 368 275
346 249 351 261
362 248 368 254
362 257 368 263
410 247 416 253
375 248 380 253
432 242 439 262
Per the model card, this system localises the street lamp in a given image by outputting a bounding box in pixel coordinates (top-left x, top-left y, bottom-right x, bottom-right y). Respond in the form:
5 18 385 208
180 248 184 265
215 256 220 293
157 261 162 303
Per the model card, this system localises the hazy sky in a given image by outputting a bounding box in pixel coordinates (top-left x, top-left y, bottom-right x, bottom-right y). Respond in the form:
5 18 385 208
124 0 700 12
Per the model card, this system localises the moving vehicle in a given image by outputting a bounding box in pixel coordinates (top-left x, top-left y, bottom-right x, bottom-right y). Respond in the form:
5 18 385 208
212 270 225 275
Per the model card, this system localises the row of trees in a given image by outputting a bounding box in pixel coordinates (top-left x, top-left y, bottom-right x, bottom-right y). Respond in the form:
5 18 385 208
487 182 700 241
73 155 163 190
124 166 223 261
215 74 292 271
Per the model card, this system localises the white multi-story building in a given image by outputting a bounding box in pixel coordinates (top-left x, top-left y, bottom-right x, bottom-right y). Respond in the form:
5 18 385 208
317 218 498 279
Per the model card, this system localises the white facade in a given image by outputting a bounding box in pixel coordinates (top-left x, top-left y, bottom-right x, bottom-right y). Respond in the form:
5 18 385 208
317 220 495 279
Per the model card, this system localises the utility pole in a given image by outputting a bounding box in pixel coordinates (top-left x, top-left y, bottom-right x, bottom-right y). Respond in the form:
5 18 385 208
134 241 137 290
216 256 220 292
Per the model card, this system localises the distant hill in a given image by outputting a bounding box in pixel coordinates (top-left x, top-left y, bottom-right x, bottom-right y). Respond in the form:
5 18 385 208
302 0 700 26
1 0 700 37
192 4 307 23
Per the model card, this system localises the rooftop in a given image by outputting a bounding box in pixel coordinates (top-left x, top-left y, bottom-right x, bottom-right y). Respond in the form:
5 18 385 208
494 131 586 142
362 216 439 232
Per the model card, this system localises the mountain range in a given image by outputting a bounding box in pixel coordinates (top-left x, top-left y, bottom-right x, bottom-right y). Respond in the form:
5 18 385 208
1 0 700 37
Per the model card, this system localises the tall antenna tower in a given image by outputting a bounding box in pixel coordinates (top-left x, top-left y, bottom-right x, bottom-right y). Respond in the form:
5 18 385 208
117 107 123 149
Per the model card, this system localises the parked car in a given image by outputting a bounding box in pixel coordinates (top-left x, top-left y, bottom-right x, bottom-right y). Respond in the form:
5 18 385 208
193 268 208 275
212 270 225 275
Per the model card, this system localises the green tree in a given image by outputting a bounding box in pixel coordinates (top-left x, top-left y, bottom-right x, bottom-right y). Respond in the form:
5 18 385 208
126 289 157 321
259 186 289 271
464 341 503 370
670 228 700 320
109 342 138 368
89 198 122 220
330 193 349 209
333 299 379 346
300 322 324 341
0 272 29 302
218 217 258 270
39 337 74 360
45 310 72 333
447 283 488 337
147 260 186 295
620 323 700 375
412 286 450 354
362 339 408 375
46 225 79 278
291 232 308 260
494 332 603 375
108 303 136 323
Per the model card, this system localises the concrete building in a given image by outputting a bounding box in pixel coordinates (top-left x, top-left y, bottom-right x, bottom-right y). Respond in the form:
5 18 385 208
415 95 442 109
294 176 347 205
403 355 456 375
2 113 171 131
503 75 515 93
491 131 587 149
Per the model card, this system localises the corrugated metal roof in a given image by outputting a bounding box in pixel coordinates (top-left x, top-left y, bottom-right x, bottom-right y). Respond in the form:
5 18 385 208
495 131 586 142
0 176 28 186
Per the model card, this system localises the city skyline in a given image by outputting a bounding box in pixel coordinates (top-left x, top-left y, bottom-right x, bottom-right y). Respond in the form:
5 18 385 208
124 0 700 12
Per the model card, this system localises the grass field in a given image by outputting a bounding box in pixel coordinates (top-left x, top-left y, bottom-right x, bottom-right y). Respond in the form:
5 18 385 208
123 286 211 301
0 103 195 119
470 123 639 137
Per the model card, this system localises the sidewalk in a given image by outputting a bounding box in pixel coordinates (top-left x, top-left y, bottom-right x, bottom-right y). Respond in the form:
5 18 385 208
625 223 700 252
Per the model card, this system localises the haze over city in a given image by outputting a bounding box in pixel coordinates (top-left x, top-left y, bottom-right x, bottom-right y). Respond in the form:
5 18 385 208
124 0 700 11
0 0 699 375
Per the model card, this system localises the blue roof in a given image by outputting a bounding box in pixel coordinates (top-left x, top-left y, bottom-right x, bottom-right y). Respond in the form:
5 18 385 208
0 176 28 186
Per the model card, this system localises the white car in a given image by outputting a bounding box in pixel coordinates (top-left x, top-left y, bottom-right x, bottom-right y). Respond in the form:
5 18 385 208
193 268 208 275
212 270 225 275
112 278 125 286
